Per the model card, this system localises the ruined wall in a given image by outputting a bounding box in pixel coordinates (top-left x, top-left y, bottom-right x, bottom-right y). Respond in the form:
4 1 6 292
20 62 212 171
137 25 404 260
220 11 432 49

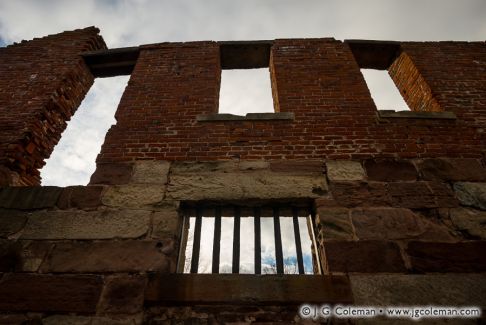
0 27 106 186
0 29 485 324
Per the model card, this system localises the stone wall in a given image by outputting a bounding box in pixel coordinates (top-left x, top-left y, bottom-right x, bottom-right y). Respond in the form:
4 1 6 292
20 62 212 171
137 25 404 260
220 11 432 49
0 29 486 324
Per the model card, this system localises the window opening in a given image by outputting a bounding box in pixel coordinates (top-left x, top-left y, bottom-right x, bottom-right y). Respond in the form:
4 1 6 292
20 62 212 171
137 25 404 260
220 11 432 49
361 69 409 111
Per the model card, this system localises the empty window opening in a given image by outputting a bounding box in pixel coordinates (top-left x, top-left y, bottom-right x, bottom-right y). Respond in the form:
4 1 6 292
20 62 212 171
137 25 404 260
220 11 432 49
181 205 319 275
219 69 274 115
361 69 409 111
40 76 129 186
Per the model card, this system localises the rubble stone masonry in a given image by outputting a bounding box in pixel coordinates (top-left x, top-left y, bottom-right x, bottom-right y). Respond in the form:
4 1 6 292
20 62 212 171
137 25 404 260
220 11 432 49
0 28 485 324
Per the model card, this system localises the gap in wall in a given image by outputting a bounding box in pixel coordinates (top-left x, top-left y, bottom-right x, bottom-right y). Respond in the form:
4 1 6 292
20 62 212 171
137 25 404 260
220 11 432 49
361 69 409 111
40 76 129 186
219 68 274 115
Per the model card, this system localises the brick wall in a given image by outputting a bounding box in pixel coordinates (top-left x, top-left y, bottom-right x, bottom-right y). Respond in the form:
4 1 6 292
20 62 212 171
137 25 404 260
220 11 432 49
0 27 106 186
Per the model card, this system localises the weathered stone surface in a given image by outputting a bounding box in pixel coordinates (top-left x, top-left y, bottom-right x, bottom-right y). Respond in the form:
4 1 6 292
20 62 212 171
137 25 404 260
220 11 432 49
0 314 30 324
0 209 27 237
331 182 391 207
0 186 62 210
167 168 327 201
450 207 486 239
389 182 458 208
351 208 455 241
0 274 103 312
42 240 172 272
269 160 324 174
131 160 170 184
351 274 486 306
316 208 354 240
416 158 486 181
0 239 20 271
102 184 165 208
98 275 146 314
17 240 53 272
42 315 92 325
454 182 486 210
20 209 150 240
57 185 104 209
42 315 144 325
325 240 406 273
89 162 134 185
151 208 180 239
407 241 486 272
145 274 353 304
364 160 417 181
326 160 365 181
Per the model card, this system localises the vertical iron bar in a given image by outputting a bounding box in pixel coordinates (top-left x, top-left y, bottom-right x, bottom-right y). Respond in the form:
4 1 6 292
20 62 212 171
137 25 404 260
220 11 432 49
273 207 284 274
232 206 241 273
293 207 305 274
190 207 203 273
212 207 222 273
254 207 261 274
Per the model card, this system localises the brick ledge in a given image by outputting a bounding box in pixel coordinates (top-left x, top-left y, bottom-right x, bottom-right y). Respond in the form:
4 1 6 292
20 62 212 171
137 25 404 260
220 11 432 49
197 112 295 122
378 110 457 119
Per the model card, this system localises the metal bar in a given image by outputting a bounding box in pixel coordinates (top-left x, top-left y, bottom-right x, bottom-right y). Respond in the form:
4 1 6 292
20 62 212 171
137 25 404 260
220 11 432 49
308 211 323 275
293 208 305 274
254 207 262 274
273 207 284 274
232 206 241 273
212 207 222 274
190 208 203 274
176 212 190 273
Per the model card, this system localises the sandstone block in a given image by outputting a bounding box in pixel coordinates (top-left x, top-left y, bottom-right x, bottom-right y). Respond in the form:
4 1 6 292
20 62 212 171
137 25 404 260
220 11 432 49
351 274 486 306
0 186 62 210
20 209 150 240
42 315 144 325
269 160 324 174
131 160 170 184
364 160 417 181
406 241 486 272
57 185 104 209
89 163 133 185
42 240 172 272
0 209 27 237
102 184 165 208
450 207 486 239
351 208 455 241
325 240 406 273
167 169 327 201
416 158 486 181
326 160 365 181
454 182 486 210
330 182 391 207
0 274 103 312
316 207 354 240
152 208 180 239
98 275 146 314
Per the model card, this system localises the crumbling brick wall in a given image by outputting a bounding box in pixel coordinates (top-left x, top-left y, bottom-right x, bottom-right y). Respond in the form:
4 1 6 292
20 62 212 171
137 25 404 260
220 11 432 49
0 29 485 324
0 27 106 186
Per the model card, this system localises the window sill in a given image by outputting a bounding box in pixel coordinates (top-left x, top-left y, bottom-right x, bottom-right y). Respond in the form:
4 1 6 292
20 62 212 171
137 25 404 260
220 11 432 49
145 273 352 305
378 110 456 120
196 112 294 122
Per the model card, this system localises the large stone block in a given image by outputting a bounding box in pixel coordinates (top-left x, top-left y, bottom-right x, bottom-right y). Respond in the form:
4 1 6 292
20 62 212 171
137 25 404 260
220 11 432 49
20 209 150 240
351 274 486 306
316 208 354 240
131 160 170 184
151 208 180 239
0 274 103 312
330 182 391 207
416 158 486 182
269 160 324 174
42 240 172 272
167 162 327 200
407 241 486 272
57 186 104 210
449 207 486 239
326 160 365 181
89 163 134 185
102 184 165 208
364 160 417 181
0 209 27 237
351 208 455 241
389 182 458 209
325 240 406 273
0 186 62 210
454 182 486 210
42 315 144 325
98 275 146 314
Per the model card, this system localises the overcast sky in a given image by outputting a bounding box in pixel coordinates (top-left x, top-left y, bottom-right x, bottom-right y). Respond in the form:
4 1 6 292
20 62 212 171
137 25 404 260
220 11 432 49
1 0 485 186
